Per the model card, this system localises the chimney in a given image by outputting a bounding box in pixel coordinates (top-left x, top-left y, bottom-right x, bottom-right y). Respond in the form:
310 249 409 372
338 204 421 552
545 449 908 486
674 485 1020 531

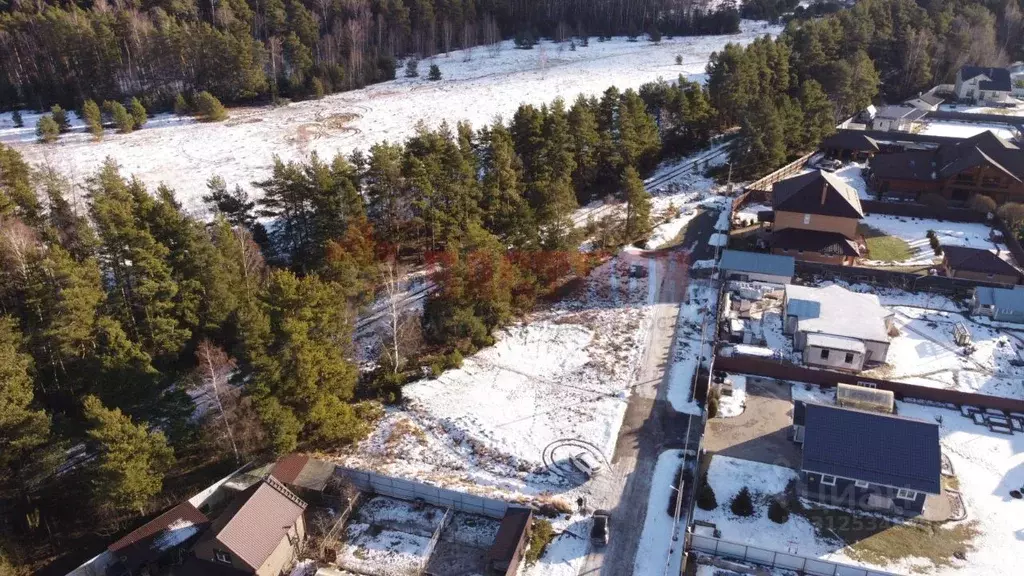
821 181 828 206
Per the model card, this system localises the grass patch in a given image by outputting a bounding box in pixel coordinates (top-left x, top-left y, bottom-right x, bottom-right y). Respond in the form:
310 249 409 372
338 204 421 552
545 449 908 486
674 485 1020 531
524 519 555 565
859 224 913 262
795 504 978 572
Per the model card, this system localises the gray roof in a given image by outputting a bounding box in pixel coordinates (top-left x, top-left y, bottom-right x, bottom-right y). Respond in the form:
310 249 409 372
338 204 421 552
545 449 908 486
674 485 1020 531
772 170 864 219
874 106 928 122
802 403 942 494
974 286 1024 312
785 284 893 343
960 66 1012 92
720 250 795 279
905 92 943 107
943 246 1022 278
805 333 866 353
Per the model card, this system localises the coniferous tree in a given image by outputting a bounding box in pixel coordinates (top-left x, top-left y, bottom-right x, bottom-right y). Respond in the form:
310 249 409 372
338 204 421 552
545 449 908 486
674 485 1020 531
0 145 43 226
11 111 22 128
103 101 134 134
622 166 652 242
173 93 191 117
83 99 103 139
365 142 408 250
128 98 147 128
568 96 600 204
405 58 420 78
50 105 70 133
480 124 534 247
800 80 836 150
83 395 174 514
428 64 442 80
195 92 227 122
36 116 59 143
0 317 52 490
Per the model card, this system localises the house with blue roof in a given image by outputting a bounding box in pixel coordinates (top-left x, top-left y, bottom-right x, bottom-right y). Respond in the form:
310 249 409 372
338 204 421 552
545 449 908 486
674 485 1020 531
794 402 942 516
719 250 795 284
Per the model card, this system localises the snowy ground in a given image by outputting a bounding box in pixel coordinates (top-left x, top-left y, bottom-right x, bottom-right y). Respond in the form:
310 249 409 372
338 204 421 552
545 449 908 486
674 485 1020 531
336 254 657 502
859 213 1005 266
872 306 1024 400
918 120 1019 141
521 514 592 576
732 202 770 226
336 496 447 576
939 102 1024 116
716 374 747 417
831 163 870 200
0 22 779 214
634 450 687 576
667 282 718 415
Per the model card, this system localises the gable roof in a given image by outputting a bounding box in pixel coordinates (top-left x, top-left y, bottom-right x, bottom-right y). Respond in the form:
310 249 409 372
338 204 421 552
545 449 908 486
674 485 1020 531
200 478 307 571
772 170 864 219
784 284 892 343
108 502 209 570
269 454 335 492
974 286 1024 312
771 228 860 257
873 106 928 122
905 92 944 107
802 403 941 494
869 131 1024 182
960 66 1012 92
820 131 880 153
720 250 795 279
943 245 1022 278
486 507 532 564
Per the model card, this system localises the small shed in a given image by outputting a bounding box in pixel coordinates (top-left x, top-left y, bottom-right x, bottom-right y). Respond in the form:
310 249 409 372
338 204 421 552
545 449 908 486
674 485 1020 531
269 454 337 504
719 250 795 285
486 507 533 576
972 286 1024 323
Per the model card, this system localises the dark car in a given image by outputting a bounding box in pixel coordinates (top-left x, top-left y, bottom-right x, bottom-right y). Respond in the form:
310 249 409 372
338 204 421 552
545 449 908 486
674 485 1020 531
591 510 610 546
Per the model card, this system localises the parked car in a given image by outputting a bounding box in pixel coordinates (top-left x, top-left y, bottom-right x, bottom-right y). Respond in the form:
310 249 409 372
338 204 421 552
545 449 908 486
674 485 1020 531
818 158 843 172
570 452 603 477
591 510 610 546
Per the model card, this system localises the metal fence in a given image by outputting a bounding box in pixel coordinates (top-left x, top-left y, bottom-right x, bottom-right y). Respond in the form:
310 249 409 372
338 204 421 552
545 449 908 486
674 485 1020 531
335 467 509 519
689 534 899 576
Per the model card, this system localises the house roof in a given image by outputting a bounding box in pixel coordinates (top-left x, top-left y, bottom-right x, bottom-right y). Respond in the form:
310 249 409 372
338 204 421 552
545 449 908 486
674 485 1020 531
720 250 795 279
905 92 944 107
802 403 942 494
869 131 1024 182
772 170 864 218
771 228 860 257
960 66 1012 92
486 507 532 563
199 478 307 572
819 131 880 153
943 245 1021 278
270 454 335 492
805 333 866 354
108 502 209 570
873 106 928 122
784 284 893 343
974 286 1024 312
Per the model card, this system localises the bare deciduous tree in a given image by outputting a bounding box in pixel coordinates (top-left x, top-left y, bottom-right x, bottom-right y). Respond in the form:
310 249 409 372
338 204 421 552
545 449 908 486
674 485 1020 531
377 259 422 374
196 340 239 462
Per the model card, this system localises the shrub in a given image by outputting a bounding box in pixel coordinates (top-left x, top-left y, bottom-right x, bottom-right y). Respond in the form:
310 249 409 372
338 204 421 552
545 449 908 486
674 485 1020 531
82 99 102 138
36 115 59 143
404 58 419 78
427 64 442 81
649 27 662 42
997 202 1024 232
768 497 790 523
730 487 754 517
195 91 227 122
967 194 996 215
104 101 134 133
11 110 23 127
676 54 683 65
514 30 536 49
50 104 70 132
173 93 191 116
311 77 326 99
128 97 147 128
445 350 464 369
569 40 576 51
524 519 555 565
707 386 721 418
920 192 947 210
697 473 718 511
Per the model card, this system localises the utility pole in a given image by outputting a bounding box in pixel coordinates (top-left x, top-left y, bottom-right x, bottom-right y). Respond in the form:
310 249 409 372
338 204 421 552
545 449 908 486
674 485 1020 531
726 161 734 194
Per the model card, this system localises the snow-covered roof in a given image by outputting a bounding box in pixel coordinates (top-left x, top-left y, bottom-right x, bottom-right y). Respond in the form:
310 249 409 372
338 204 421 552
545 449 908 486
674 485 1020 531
805 333 866 354
785 284 892 343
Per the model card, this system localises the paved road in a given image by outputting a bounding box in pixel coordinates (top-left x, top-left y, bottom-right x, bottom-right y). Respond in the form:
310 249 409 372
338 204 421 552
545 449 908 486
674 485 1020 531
579 208 718 576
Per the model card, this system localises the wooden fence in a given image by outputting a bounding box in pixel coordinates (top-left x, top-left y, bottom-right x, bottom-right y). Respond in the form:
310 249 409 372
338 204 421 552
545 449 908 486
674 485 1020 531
744 151 815 193
715 354 1024 413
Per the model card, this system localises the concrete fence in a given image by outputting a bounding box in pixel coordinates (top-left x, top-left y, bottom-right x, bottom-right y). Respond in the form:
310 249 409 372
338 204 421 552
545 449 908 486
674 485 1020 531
689 534 899 576
334 467 509 519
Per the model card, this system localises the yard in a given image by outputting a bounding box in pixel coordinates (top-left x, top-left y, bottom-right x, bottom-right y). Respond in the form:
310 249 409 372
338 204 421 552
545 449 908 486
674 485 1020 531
858 224 913 263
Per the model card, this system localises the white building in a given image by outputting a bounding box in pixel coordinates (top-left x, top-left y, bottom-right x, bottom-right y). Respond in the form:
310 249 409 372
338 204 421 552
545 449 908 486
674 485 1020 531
955 66 1013 104
783 284 894 371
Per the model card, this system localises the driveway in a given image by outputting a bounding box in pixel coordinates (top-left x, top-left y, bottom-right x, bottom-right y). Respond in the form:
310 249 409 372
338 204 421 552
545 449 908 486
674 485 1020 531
704 376 802 470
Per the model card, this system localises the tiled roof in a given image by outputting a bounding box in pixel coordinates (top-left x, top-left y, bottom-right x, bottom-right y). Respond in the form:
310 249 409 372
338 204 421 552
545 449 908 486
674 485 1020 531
772 170 864 218
720 250 795 279
802 403 942 494
943 245 1021 277
108 502 209 570
201 478 307 571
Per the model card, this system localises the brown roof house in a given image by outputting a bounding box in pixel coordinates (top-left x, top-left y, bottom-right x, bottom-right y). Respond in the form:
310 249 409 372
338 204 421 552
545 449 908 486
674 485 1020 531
869 131 1024 204
485 507 533 576
107 502 210 576
942 245 1022 285
191 476 307 576
769 170 864 265
269 454 337 505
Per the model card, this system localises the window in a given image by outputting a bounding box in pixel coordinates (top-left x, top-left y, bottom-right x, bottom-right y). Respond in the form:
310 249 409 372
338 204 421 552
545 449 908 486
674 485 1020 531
845 352 855 364
803 214 811 225
820 474 837 486
855 480 870 488
214 550 231 564
896 489 917 500
820 349 830 360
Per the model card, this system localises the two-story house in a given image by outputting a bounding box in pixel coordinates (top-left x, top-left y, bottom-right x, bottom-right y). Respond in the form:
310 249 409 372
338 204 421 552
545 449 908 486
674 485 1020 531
868 131 1024 204
768 170 864 265
955 66 1013 104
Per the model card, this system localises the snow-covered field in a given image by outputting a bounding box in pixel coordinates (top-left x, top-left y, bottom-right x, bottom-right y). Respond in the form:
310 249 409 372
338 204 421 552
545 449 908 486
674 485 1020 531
667 282 718 415
0 21 779 213
859 213 1005 266
336 254 658 501
522 514 592 576
918 120 1019 141
634 450 688 576
336 496 446 576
